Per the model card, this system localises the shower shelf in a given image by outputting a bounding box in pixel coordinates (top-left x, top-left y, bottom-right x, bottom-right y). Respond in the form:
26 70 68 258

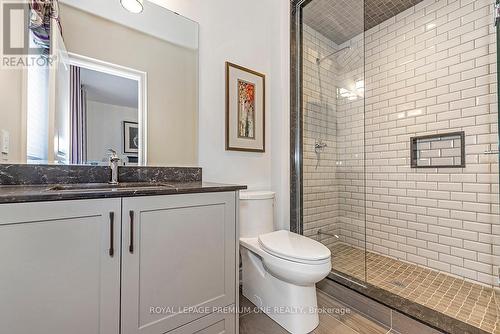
410 132 465 168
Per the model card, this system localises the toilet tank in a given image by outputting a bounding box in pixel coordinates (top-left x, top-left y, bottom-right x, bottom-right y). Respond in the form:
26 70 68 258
239 191 275 238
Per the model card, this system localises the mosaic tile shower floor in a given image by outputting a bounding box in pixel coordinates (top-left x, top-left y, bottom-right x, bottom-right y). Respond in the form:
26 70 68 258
331 243 500 334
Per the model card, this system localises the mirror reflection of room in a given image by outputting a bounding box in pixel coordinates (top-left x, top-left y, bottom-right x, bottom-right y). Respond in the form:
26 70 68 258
0 0 199 167
76 67 139 166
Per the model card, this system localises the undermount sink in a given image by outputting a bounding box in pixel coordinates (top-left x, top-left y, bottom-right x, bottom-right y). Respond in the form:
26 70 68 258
47 183 174 192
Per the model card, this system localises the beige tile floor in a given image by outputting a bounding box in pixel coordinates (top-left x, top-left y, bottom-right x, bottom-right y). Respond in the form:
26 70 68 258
331 243 500 334
239 290 389 334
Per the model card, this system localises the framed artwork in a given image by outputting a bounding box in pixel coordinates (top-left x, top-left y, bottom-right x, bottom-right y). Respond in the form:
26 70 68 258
123 121 139 154
225 62 265 152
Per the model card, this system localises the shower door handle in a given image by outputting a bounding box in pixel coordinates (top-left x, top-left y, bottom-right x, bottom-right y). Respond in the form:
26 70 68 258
483 150 499 155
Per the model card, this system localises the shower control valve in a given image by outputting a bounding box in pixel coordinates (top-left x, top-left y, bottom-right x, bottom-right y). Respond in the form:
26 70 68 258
314 139 328 153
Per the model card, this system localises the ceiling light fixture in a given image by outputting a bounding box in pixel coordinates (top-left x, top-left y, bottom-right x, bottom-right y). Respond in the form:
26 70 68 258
121 0 144 14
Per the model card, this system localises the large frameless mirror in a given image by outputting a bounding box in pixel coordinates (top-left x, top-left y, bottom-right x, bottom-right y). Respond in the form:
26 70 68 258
0 0 199 166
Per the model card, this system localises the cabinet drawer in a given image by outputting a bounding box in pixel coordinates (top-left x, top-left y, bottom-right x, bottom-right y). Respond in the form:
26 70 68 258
167 309 236 334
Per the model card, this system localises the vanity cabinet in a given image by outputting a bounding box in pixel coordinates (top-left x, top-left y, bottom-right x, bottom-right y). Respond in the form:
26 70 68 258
0 192 239 334
121 192 237 334
0 199 122 334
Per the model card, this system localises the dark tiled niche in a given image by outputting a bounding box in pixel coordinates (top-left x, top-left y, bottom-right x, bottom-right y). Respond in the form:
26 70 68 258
410 132 465 168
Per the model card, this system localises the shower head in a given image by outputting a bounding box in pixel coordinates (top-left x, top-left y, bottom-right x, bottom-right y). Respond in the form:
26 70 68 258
316 46 350 65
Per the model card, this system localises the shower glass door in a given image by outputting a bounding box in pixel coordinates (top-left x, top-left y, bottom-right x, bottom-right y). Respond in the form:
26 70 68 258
297 0 367 284
294 0 500 331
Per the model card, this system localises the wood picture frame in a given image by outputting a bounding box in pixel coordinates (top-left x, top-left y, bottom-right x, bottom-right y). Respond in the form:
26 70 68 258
123 121 139 154
225 62 266 152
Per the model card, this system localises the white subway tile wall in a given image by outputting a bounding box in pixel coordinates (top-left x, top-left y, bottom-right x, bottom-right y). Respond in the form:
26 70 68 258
302 24 341 248
302 0 499 286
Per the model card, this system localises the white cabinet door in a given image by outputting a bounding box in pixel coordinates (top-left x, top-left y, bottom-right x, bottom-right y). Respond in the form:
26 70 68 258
121 192 237 334
0 199 121 334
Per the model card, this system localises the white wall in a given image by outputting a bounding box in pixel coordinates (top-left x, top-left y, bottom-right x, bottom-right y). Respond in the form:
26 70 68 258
86 100 138 164
152 0 291 230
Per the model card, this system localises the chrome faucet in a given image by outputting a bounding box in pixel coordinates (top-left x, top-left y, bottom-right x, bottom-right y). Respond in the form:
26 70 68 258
108 149 120 185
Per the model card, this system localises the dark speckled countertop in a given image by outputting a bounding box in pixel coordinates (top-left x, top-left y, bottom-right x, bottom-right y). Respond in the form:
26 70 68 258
0 182 247 204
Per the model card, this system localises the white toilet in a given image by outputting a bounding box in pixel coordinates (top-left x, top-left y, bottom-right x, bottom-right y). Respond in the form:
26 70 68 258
239 191 331 334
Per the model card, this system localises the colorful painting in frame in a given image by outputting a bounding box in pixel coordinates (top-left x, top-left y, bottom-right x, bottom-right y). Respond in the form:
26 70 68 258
226 62 265 152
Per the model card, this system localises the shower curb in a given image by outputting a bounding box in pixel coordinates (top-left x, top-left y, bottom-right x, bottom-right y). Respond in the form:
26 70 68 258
318 273 489 334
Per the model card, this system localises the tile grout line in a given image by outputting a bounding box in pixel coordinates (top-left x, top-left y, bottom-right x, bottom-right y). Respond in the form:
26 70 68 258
476 287 495 331
331 244 499 333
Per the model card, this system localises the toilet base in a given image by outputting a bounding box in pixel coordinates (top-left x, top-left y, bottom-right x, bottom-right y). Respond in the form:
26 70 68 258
241 247 320 334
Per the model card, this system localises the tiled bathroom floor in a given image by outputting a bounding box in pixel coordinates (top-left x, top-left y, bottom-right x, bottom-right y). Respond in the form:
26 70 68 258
331 243 500 334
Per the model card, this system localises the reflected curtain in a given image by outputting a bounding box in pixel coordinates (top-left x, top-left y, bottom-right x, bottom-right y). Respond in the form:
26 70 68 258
29 0 61 56
70 66 87 164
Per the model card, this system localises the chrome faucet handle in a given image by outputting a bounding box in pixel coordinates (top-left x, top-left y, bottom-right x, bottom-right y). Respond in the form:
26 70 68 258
314 139 328 153
108 149 120 162
108 149 120 185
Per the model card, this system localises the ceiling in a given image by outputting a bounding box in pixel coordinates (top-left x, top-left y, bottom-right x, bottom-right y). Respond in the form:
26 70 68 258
80 68 138 108
60 0 199 50
303 0 424 45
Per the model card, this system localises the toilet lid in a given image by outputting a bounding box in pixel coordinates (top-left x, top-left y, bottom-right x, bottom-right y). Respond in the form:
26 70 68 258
258 230 331 263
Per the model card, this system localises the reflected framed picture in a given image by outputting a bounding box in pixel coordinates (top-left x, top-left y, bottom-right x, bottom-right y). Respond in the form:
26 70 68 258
123 121 139 154
225 62 265 152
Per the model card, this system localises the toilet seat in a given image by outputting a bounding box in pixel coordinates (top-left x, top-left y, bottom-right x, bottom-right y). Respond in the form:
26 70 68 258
258 230 331 265
240 233 331 286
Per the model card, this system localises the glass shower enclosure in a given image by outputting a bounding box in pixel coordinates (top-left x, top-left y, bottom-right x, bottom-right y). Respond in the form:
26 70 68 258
291 0 500 332
292 0 367 282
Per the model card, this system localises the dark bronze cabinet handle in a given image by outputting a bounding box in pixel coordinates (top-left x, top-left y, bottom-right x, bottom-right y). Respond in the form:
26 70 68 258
109 212 114 257
129 210 134 253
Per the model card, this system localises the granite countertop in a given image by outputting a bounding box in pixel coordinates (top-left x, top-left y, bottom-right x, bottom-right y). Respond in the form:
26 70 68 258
0 182 247 204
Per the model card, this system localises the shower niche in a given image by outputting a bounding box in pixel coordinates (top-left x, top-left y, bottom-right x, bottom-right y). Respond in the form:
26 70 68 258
410 132 465 168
